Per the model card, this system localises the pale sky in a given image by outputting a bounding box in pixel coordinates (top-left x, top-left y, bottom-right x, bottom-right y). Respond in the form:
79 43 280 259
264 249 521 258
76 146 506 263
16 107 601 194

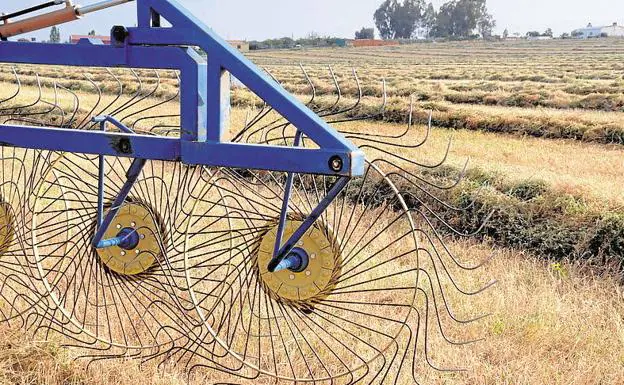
3 0 624 41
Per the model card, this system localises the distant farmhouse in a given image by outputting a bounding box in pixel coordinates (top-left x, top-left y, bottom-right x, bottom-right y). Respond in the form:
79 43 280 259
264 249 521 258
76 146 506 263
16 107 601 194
572 23 624 38
70 35 111 44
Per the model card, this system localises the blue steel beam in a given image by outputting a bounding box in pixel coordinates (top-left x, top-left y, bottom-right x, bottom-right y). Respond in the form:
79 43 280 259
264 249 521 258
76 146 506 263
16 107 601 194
0 0 365 178
0 125 180 160
0 124 358 175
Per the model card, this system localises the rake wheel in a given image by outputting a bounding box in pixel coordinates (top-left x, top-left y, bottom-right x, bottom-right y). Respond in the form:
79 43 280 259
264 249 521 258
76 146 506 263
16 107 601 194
0 147 55 326
181 163 420 382
0 0 494 380
30 152 203 354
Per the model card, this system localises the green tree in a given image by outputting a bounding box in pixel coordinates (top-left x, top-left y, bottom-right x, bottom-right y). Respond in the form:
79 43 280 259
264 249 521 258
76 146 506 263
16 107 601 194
49 26 61 43
543 28 553 37
503 28 509 39
526 31 540 37
422 3 437 38
430 0 495 39
374 0 426 39
355 27 375 39
478 13 496 38
88 30 96 36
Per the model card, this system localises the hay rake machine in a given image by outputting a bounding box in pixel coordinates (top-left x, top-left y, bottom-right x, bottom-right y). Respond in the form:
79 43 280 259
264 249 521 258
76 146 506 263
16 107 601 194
0 0 494 383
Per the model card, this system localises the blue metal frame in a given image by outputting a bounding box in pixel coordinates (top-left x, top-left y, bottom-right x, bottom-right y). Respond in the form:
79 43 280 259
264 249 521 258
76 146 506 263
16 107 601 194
0 0 366 268
0 0 365 176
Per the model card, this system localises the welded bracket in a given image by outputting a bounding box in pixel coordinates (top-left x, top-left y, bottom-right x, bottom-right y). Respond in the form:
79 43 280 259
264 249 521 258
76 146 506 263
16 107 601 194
91 115 146 249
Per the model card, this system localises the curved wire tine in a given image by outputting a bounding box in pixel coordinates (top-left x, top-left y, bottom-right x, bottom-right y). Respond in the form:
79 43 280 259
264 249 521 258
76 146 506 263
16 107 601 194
416 289 470 374
0 66 20 106
355 133 456 176
126 71 182 131
116 69 161 122
76 73 102 129
415 233 498 296
248 67 362 147
327 77 387 124
417 266 491 341
0 72 42 116
338 95 416 140
96 69 124 116
417 254 494 324
230 100 270 143
313 65 342 115
404 188 495 235
55 84 79 127
105 68 144 118
367 153 465 192
318 67 363 119
32 82 65 127
342 104 430 148
415 213 496 271
299 63 316 106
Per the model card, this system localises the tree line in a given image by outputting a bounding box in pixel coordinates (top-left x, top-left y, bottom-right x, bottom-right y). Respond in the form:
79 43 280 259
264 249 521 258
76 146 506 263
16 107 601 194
370 0 495 40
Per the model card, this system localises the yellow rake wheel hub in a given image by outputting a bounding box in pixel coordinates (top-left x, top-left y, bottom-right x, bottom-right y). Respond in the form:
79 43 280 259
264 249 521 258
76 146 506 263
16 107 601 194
0 201 15 257
96 202 162 276
257 220 341 304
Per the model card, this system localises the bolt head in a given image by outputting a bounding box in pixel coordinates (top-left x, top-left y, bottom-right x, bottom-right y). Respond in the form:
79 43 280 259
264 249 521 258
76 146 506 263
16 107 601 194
116 224 122 229
120 251 126 256
329 156 343 172
289 274 295 280
135 249 140 254
305 271 311 276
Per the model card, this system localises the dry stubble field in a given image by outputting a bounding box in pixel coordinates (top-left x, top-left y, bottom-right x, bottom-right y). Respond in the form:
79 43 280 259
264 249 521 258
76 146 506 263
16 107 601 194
0 38 623 384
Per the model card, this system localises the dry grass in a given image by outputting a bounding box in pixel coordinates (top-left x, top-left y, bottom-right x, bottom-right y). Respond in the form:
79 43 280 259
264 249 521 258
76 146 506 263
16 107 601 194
0 38 623 384
1 241 623 384
4 81 624 207
341 119 624 206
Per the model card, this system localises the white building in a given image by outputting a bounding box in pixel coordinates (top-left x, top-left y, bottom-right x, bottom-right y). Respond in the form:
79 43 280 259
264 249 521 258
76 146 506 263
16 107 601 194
573 23 624 38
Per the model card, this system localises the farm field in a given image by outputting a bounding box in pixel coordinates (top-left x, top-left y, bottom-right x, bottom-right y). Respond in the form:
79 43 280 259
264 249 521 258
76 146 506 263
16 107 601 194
0 38 623 384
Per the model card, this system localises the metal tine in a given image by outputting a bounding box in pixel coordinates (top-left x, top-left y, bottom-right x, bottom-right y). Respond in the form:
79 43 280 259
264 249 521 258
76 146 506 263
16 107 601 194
417 252 494 323
339 96 422 142
76 73 102 129
115 69 161 124
359 135 457 175
407 189 495 237
417 258 493 325
299 63 316 105
87 68 124 129
244 65 329 144
314 65 342 115
125 71 181 131
415 290 470 374
104 68 144 119
236 64 342 145
370 154 468 192
56 84 79 127
0 67 20 106
328 78 387 124
317 67 362 119
0 73 41 115
416 213 496 271
249 67 296 144
4 81 62 126
230 67 281 143
42 82 65 126
417 268 488 343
